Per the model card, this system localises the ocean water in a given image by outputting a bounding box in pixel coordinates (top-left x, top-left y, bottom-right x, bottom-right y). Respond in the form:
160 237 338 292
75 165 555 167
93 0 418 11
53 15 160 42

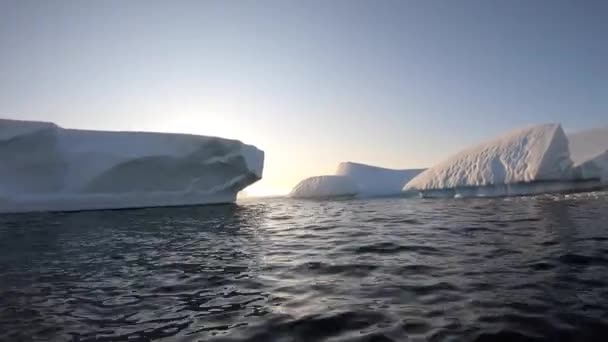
1 192 608 342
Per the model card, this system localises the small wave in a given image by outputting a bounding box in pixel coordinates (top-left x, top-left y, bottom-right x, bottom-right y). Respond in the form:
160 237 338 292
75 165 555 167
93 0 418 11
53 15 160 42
293 261 379 277
558 253 606 266
352 242 442 255
473 330 547 342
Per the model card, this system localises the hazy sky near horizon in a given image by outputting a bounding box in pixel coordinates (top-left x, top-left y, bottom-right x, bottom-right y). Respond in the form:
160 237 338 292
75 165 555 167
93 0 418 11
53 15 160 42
1 0 607 195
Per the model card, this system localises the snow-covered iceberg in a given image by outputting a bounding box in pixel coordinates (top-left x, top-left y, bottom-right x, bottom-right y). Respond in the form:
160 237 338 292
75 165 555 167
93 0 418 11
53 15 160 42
289 175 358 198
336 162 424 196
404 124 578 196
0 119 264 213
568 127 608 184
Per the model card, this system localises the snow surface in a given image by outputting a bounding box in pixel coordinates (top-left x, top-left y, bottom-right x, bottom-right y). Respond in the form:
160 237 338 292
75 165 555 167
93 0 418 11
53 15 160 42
0 119 264 213
404 124 574 193
289 175 358 198
336 162 424 196
568 127 608 183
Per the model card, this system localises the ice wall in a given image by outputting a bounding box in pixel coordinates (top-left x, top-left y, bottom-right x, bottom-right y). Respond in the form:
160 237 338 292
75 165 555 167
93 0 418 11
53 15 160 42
0 119 264 213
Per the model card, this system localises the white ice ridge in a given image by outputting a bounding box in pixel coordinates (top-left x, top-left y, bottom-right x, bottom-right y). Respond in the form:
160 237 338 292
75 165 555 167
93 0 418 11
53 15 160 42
404 124 575 192
336 162 424 196
568 127 608 184
0 119 264 213
289 175 358 198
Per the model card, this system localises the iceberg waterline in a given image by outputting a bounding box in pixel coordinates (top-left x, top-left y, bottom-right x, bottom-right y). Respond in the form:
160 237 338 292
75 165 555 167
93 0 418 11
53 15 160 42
0 119 264 213
417 179 603 199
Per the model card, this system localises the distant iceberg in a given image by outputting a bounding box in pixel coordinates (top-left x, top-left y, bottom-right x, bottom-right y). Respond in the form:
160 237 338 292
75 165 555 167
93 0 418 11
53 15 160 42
289 175 358 198
290 162 424 199
403 124 592 197
573 153 608 185
568 127 608 184
336 162 424 196
0 119 264 213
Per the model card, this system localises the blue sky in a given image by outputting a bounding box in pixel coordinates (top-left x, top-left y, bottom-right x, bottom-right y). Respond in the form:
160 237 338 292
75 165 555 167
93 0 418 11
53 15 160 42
1 0 606 195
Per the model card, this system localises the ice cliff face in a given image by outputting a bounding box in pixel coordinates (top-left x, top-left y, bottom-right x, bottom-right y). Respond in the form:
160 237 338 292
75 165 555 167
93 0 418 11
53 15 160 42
404 124 575 192
0 119 264 213
289 175 358 198
336 162 424 196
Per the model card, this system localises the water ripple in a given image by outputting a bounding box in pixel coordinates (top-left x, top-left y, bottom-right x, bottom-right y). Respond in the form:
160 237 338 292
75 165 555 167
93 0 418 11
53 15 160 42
1 192 608 341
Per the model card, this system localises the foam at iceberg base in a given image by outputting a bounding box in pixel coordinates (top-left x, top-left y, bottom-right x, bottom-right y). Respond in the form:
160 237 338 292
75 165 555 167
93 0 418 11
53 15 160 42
403 123 604 197
0 119 264 213
336 162 424 196
289 175 358 198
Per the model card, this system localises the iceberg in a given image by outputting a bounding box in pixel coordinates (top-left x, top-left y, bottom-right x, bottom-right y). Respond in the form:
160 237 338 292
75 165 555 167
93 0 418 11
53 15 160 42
0 119 264 213
289 175 358 198
568 127 608 184
336 162 424 196
568 127 608 165
574 152 608 184
404 124 577 196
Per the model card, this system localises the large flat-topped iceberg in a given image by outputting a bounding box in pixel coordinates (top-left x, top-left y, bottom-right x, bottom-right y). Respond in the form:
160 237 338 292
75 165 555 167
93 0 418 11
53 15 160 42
0 119 264 213
336 162 424 196
404 124 574 194
568 127 608 184
289 175 358 198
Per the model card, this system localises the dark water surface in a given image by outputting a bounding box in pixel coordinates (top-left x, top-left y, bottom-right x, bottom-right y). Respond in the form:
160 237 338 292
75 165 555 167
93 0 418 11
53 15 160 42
2 192 608 342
